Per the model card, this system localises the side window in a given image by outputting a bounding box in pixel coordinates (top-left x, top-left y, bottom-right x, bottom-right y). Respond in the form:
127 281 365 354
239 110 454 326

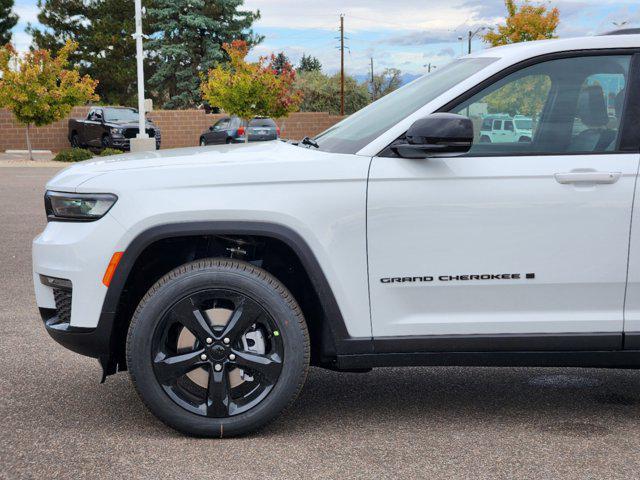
213 118 231 130
451 55 631 155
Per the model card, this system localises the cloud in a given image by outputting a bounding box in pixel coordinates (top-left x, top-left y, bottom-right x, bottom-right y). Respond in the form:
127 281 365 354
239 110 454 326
384 32 455 46
438 47 456 57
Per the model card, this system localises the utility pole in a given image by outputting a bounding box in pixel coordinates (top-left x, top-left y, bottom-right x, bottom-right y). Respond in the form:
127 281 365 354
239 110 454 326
340 14 345 116
370 57 375 101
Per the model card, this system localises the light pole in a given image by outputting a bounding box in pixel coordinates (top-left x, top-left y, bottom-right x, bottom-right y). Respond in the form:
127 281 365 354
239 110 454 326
130 0 155 152
467 27 486 54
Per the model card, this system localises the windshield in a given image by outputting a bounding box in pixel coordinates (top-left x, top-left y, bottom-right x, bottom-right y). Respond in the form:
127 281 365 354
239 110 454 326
314 57 498 154
104 108 140 122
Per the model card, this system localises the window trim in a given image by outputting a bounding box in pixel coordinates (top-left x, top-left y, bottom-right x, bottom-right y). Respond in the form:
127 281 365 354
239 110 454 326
434 48 640 157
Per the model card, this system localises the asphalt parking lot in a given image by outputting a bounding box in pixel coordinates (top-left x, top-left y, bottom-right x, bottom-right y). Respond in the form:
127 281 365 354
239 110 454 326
3 166 640 479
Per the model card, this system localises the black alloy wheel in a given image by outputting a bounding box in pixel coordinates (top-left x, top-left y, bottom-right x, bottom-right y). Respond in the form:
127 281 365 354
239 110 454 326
152 289 284 418
126 258 309 437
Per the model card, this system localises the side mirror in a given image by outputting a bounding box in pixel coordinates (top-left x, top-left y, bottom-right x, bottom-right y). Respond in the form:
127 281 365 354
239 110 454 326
209 126 215 131
391 113 473 159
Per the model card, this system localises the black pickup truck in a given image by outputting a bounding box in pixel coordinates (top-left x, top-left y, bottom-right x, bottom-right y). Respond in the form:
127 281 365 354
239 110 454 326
68 107 161 151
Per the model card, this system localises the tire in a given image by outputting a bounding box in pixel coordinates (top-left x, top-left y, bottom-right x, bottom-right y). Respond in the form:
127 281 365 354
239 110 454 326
480 135 491 143
200 138 206 146
101 135 110 149
518 136 532 143
126 258 310 437
70 133 80 148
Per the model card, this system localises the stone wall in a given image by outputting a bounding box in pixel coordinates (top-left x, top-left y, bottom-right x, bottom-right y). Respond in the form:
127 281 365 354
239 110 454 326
0 107 344 151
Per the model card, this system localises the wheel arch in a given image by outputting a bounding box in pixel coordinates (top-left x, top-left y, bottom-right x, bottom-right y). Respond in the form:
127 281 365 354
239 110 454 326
100 221 362 376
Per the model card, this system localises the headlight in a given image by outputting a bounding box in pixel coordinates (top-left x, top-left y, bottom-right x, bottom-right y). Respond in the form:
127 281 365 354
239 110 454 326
111 127 124 135
45 191 118 221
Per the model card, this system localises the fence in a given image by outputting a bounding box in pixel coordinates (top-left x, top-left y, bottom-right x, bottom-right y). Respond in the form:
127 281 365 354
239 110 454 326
0 107 344 152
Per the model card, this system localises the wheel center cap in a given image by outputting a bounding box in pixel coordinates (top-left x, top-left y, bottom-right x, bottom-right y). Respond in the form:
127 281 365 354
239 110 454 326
209 344 227 360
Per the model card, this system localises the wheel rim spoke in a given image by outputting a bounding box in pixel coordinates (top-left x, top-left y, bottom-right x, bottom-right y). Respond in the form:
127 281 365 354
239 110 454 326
220 297 263 341
171 297 215 341
153 289 284 418
154 349 205 385
207 367 231 417
232 350 283 384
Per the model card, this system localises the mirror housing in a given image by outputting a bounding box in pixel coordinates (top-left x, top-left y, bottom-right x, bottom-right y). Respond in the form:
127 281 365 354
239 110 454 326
209 126 215 131
391 113 473 159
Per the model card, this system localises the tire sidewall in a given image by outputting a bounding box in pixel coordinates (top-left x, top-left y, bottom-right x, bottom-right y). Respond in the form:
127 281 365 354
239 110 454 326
127 262 308 437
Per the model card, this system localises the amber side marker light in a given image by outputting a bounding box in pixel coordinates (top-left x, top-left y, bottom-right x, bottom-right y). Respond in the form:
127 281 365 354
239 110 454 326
103 252 124 287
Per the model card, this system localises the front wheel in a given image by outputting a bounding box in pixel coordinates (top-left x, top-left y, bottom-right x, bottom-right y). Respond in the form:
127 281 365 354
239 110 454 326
200 138 206 146
126 258 310 437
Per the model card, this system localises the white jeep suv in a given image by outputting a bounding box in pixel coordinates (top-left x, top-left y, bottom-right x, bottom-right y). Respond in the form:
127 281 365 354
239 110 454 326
33 31 640 437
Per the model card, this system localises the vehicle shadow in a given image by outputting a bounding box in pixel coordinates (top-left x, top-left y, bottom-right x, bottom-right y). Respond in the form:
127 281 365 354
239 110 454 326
16 359 640 440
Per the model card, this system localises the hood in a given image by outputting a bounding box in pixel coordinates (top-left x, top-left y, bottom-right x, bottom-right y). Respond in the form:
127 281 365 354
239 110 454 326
45 141 345 192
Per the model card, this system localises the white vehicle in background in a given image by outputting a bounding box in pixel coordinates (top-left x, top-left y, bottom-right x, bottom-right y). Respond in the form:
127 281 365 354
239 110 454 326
33 29 640 437
480 114 534 143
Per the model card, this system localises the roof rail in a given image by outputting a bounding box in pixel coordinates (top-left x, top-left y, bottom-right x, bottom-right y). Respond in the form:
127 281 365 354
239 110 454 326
600 28 640 36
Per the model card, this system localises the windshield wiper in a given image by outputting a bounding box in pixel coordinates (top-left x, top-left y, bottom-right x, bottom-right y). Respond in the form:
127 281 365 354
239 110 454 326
300 136 319 149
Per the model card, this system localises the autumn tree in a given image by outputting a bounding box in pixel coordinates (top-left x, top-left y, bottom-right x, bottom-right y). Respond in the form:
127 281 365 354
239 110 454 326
0 41 98 160
483 0 559 46
0 0 18 45
482 0 558 119
271 52 290 75
201 41 302 141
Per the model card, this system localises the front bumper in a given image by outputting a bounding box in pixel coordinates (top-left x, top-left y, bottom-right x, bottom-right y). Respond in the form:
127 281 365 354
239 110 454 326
110 133 162 151
33 213 126 330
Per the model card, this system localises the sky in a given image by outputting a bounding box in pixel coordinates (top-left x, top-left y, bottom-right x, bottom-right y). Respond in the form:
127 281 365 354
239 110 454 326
8 0 640 77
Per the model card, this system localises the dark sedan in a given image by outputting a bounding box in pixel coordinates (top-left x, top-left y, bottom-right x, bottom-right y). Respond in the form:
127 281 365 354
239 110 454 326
200 117 280 145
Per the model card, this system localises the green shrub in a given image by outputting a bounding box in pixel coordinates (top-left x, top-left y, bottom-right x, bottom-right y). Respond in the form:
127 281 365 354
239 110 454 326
53 148 94 162
99 148 124 157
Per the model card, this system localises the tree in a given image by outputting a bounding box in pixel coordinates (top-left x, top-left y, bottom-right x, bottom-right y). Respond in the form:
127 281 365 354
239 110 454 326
485 74 551 118
28 0 143 106
483 0 559 47
295 71 369 115
371 68 402 100
272 52 290 75
482 1 558 121
201 40 302 140
0 0 18 45
298 53 322 73
0 41 98 160
148 0 262 109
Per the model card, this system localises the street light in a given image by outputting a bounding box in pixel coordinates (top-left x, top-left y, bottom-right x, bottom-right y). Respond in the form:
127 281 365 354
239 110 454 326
130 0 155 152
467 27 487 54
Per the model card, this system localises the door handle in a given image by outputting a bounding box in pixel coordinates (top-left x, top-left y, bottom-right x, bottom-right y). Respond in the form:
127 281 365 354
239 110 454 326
554 171 621 185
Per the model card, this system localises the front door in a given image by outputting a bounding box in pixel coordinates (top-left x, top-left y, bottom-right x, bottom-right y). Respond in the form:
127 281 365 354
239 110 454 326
367 52 639 344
